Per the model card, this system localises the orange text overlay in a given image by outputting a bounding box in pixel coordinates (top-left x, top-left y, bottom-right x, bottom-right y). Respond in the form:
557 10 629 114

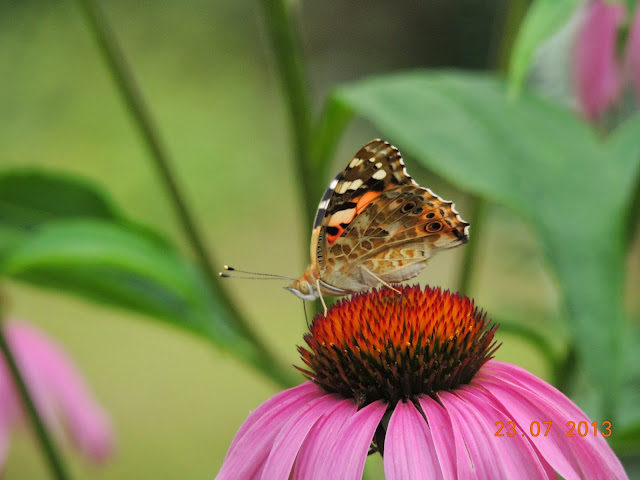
495 421 612 438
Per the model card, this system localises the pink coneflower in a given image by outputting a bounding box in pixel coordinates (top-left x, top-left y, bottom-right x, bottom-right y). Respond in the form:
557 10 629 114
0 321 113 467
572 0 640 121
217 286 627 479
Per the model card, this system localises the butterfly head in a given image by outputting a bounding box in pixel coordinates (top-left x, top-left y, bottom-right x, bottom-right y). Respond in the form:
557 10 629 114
285 278 319 301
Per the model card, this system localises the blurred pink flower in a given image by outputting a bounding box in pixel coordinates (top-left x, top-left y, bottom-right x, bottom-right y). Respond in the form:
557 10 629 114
217 286 626 479
572 0 626 120
626 4 640 101
572 0 640 121
0 321 114 467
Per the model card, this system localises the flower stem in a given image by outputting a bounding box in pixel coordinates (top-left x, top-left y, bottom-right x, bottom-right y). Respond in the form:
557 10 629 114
626 167 640 248
494 318 560 377
553 345 578 393
0 312 71 480
457 195 486 295
258 0 316 234
74 0 290 386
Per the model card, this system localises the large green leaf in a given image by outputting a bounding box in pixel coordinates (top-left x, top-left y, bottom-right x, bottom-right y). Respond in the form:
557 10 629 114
332 70 640 416
0 169 120 228
0 169 169 247
0 219 256 361
508 0 583 95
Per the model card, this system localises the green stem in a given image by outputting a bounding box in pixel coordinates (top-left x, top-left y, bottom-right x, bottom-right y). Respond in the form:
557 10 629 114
494 318 559 378
457 196 486 295
625 166 640 248
459 1 527 295
0 310 71 480
310 98 353 198
258 0 316 236
553 345 578 393
491 0 530 75
75 0 290 387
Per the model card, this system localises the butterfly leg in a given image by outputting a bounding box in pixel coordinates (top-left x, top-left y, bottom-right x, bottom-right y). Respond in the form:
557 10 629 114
361 266 402 295
317 278 329 315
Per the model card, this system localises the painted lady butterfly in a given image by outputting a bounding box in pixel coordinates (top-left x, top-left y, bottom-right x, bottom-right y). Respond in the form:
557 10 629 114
286 139 469 312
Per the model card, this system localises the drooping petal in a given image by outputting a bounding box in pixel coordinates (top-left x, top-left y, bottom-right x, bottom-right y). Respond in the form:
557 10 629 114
292 397 358 479
384 400 442 480
418 396 457 480
572 0 626 120
438 391 506 478
217 382 324 479
5 322 114 462
226 381 320 455
478 361 627 480
453 384 556 479
625 3 640 101
261 394 343 479
324 400 387 480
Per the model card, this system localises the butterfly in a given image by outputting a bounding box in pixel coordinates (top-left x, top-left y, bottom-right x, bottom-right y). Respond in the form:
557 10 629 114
284 139 469 312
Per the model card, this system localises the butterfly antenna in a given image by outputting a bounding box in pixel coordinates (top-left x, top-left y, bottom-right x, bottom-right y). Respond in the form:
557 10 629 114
219 265 296 281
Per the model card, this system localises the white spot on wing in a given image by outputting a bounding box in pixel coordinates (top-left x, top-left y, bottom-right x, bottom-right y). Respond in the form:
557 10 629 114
375 162 382 168
336 181 350 194
349 179 364 190
329 178 338 189
349 158 364 168
372 169 387 180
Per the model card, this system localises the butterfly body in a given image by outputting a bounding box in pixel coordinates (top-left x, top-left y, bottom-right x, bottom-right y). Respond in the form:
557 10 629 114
287 139 469 302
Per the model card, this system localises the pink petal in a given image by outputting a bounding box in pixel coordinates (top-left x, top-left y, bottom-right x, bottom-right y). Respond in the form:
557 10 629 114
5 322 114 462
418 396 457 480
325 400 387 479
477 361 627 480
384 400 442 480
261 394 343 479
227 381 320 455
572 0 626 120
292 398 358 479
217 382 324 479
453 385 556 479
438 391 505 478
625 2 640 101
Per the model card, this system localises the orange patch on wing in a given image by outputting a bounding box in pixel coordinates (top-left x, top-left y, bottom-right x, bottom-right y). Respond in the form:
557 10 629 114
356 191 381 213
325 191 382 245
327 225 346 245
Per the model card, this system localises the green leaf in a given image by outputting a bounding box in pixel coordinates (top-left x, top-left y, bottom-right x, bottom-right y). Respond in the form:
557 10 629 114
0 219 256 359
332 70 636 417
0 226 25 263
0 169 120 228
508 0 583 95
0 169 170 248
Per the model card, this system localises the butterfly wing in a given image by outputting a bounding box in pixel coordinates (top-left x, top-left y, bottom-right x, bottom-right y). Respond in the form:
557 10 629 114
332 184 469 287
311 139 468 293
310 139 414 273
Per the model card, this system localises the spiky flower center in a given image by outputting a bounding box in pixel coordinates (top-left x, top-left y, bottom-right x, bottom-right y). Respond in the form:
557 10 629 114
297 285 498 407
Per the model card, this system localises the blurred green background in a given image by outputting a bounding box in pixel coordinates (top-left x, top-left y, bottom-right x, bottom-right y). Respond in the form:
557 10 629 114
1 1 638 478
